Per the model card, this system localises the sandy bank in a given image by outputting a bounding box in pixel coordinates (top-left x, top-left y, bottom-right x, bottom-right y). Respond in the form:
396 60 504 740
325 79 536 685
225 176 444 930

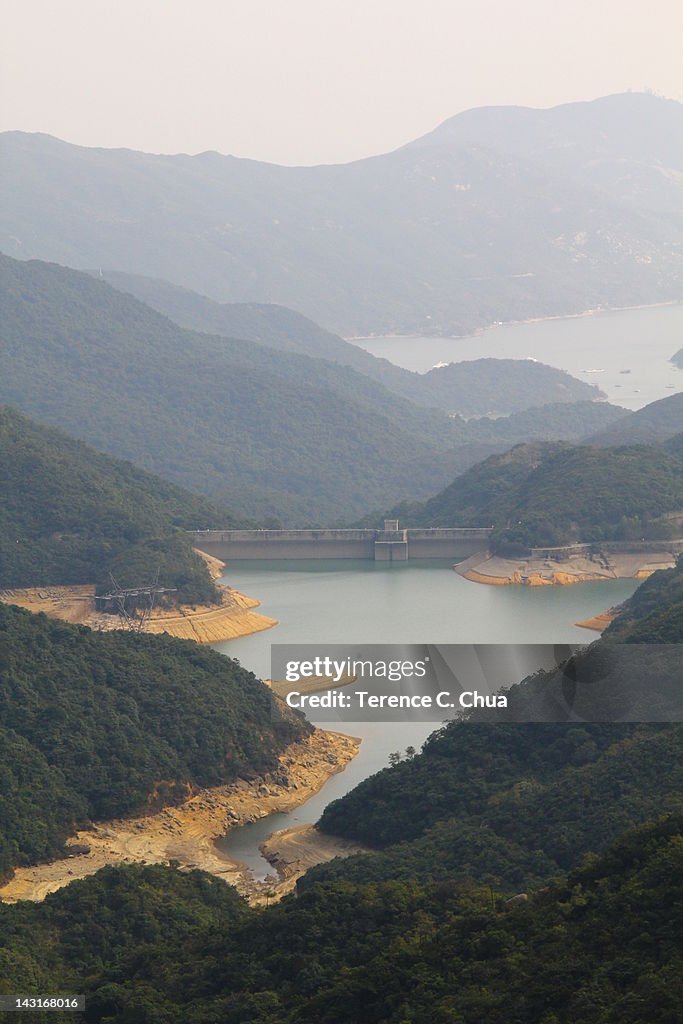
575 609 619 632
345 300 680 342
456 551 675 588
142 587 277 643
257 824 370 900
0 578 276 645
269 674 356 699
0 728 360 905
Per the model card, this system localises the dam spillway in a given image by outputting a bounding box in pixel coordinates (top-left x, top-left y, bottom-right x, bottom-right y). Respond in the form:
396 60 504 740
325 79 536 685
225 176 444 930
188 524 493 562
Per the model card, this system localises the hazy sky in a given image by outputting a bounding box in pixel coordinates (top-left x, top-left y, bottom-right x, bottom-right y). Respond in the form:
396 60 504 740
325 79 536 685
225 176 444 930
2 0 682 165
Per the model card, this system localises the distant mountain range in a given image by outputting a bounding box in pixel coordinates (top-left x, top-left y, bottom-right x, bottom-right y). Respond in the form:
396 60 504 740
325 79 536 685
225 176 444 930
2 92 681 336
0 255 624 523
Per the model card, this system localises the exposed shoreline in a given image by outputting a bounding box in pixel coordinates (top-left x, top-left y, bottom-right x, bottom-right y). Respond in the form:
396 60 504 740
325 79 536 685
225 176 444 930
0 553 276 645
258 824 369 900
456 550 676 588
346 299 680 343
575 608 620 632
0 727 360 905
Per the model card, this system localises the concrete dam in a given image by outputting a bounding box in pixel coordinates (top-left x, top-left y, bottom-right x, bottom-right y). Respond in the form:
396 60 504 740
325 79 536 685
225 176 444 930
189 521 493 562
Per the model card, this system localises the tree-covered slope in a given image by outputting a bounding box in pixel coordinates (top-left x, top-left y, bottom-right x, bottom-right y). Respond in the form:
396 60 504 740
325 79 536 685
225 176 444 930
312 640 682 868
96 270 609 416
665 430 683 460
0 604 305 878
0 254 475 523
2 93 681 336
400 441 683 551
606 556 683 642
0 406 235 600
0 255 625 523
0 813 681 1023
587 391 683 447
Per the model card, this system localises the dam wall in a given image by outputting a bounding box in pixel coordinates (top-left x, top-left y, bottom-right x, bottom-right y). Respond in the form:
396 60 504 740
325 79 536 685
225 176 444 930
189 526 492 562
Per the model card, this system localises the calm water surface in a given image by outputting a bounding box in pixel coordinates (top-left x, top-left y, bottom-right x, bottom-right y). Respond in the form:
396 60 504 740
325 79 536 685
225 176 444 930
214 559 639 878
213 303 681 877
352 304 683 410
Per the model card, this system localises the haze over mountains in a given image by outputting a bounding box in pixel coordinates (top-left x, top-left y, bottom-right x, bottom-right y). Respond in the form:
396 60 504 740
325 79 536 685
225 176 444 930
98 268 608 416
0 254 624 523
2 14 683 1016
587 391 683 446
2 93 681 336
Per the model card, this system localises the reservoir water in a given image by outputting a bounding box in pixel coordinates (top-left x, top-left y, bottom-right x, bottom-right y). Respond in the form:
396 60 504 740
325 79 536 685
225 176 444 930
213 560 640 878
351 303 683 411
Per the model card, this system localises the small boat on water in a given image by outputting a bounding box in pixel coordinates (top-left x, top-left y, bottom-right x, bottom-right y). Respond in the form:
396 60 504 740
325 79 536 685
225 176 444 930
581 368 606 373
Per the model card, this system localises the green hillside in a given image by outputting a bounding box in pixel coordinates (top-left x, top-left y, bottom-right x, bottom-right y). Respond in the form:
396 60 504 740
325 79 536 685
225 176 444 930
311 630 682 879
0 406 231 602
401 442 683 552
0 254 472 522
587 391 683 447
606 556 683 642
0 604 305 879
0 812 680 1023
98 270 608 417
666 430 683 460
0 255 626 524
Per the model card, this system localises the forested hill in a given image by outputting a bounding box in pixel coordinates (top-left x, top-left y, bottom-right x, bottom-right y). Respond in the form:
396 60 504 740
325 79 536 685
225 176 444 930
0 406 230 602
99 269 607 416
311 635 682 888
606 555 683 642
395 441 683 552
0 254 622 523
308 563 683 895
0 603 306 879
2 93 681 335
666 430 683 460
0 254 468 522
0 812 681 1022
586 390 683 447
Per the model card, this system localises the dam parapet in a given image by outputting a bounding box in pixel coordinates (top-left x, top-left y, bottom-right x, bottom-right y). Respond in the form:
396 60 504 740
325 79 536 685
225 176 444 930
189 522 492 562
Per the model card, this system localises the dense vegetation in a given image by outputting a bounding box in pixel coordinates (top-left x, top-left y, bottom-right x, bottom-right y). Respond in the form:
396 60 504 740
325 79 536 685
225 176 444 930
587 390 683 447
403 357 605 416
2 93 681 335
0 604 306 878
0 812 681 1022
666 429 683 460
397 441 683 552
310 631 682 884
94 273 611 416
0 406 234 601
2 570 680 1021
0 255 480 523
606 555 683 642
0 255 626 523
